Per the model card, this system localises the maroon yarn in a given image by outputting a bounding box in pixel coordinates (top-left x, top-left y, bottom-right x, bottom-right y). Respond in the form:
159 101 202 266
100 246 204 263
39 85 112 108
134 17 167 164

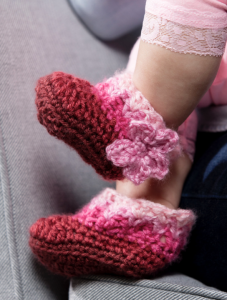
35 72 124 180
29 215 168 278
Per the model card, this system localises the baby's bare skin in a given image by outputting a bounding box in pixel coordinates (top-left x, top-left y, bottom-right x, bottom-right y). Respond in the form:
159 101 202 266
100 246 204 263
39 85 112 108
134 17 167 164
117 154 192 210
133 41 221 129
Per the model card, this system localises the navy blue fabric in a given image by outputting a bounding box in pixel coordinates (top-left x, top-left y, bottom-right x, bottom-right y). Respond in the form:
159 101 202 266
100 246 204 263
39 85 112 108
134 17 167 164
174 131 227 292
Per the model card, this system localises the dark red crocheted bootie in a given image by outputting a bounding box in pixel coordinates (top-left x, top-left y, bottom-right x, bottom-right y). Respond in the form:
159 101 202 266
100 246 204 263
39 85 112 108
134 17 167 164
29 188 195 278
35 71 180 185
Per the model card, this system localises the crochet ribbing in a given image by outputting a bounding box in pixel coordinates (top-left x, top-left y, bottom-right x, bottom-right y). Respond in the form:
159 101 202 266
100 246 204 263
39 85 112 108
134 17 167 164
29 188 196 278
35 72 123 180
35 71 180 185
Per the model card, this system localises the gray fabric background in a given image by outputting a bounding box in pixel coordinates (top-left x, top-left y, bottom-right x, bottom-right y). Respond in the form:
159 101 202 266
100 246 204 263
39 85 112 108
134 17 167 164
197 106 227 132
70 275 227 300
0 1 138 299
68 0 146 40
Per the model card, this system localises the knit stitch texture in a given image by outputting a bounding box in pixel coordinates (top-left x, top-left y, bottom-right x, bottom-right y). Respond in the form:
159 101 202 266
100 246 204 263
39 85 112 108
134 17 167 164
35 71 180 185
29 188 196 278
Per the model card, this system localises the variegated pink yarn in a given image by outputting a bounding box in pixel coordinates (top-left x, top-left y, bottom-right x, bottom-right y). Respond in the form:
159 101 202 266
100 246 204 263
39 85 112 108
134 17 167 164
75 188 196 252
30 188 196 277
107 122 179 184
96 72 180 184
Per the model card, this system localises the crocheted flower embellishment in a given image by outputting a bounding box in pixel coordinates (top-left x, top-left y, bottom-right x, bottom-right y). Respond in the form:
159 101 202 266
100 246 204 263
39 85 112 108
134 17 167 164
106 121 179 185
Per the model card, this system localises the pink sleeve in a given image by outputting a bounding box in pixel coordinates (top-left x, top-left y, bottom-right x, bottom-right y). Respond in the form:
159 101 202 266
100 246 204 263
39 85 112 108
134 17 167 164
141 0 227 56
145 0 227 29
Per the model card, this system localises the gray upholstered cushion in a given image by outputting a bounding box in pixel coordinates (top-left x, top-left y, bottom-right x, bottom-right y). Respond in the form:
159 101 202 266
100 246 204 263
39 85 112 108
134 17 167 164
69 0 146 40
70 275 227 300
0 0 132 299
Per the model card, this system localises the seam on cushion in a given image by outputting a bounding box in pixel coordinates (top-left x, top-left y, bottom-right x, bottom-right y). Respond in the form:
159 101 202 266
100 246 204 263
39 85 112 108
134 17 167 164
198 124 227 132
0 5 24 299
0 114 24 299
77 276 227 299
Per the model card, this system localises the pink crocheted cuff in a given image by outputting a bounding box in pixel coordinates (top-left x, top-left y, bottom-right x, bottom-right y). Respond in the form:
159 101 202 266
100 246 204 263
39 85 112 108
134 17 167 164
74 188 196 263
95 71 181 185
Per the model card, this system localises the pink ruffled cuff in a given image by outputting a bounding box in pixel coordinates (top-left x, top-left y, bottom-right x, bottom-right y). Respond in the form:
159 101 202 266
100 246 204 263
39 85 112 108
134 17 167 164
96 72 181 185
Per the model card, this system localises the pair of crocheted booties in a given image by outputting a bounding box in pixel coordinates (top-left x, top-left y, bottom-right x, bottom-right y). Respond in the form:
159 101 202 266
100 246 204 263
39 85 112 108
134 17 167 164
30 43 197 277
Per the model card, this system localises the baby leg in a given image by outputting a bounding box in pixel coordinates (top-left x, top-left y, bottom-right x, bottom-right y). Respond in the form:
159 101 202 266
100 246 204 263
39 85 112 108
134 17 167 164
118 37 199 211
116 0 227 210
134 0 227 129
134 43 221 129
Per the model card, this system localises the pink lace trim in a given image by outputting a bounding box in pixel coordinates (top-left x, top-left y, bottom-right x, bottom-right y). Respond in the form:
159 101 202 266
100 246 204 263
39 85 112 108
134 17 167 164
145 0 227 29
141 12 227 56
